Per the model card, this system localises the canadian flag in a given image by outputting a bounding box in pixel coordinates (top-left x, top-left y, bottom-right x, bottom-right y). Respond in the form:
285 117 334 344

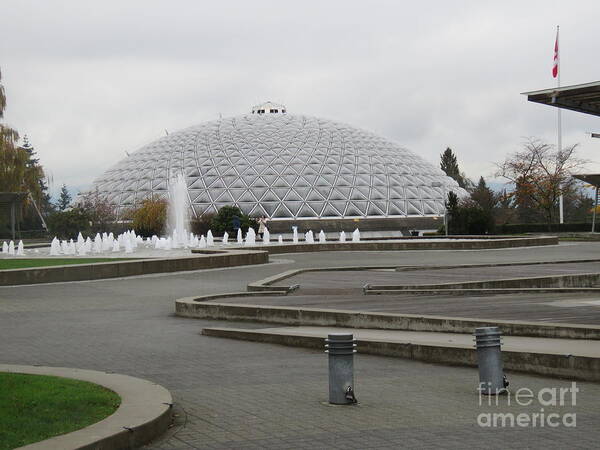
552 29 559 78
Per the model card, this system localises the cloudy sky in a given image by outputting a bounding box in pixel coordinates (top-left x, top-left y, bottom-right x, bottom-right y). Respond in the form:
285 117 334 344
2 0 600 197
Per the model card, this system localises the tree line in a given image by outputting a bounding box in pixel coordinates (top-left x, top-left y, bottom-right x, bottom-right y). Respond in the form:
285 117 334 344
1 65 594 238
440 142 591 234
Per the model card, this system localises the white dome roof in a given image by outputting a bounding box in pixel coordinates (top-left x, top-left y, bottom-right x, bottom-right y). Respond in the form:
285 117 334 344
91 113 465 219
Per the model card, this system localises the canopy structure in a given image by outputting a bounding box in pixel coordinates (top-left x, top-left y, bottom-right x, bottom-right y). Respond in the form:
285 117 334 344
572 174 600 187
0 192 47 240
522 81 600 117
0 192 28 240
572 174 600 232
524 83 600 228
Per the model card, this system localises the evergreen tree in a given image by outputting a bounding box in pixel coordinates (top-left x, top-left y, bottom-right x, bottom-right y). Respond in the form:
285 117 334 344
440 147 468 189
21 135 38 166
495 189 518 225
18 135 53 214
57 184 72 211
470 177 497 212
445 191 494 235
444 191 459 234
563 182 594 223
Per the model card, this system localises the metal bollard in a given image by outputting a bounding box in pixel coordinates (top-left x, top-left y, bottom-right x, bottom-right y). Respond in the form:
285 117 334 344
474 326 509 395
325 333 357 404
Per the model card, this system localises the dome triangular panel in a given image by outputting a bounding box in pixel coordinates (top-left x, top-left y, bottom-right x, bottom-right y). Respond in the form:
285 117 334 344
273 203 293 218
367 202 386 216
297 203 316 218
322 203 342 217
261 190 279 202
345 202 365 217
284 190 303 202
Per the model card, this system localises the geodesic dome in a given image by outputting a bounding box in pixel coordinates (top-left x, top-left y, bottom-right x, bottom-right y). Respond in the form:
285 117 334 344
90 110 465 219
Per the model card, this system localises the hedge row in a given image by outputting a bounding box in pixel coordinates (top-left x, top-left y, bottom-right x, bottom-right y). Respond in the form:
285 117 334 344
497 222 599 234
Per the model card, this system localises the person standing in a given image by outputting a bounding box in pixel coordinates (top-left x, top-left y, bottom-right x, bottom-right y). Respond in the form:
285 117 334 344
257 215 268 238
232 215 241 232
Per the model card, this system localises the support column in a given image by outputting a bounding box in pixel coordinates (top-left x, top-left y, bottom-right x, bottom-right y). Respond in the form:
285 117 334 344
593 187 599 233
10 201 16 241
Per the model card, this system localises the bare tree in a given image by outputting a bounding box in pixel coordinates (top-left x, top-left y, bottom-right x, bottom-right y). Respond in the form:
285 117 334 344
496 138 587 226
78 189 117 232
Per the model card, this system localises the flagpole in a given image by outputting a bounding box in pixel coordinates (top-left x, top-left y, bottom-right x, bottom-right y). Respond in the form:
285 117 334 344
557 25 564 224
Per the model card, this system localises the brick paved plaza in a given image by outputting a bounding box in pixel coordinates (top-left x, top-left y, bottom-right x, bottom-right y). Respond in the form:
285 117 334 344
2 243 600 449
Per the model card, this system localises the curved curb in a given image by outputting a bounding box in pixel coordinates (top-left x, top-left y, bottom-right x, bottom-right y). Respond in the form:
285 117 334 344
175 291 287 316
0 365 172 450
247 266 397 291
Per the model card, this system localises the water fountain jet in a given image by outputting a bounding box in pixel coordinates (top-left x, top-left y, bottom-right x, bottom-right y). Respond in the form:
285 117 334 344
168 173 190 248
319 230 326 243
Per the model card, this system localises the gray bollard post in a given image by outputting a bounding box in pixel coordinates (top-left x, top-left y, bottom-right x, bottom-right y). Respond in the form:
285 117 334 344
325 333 357 404
474 326 508 395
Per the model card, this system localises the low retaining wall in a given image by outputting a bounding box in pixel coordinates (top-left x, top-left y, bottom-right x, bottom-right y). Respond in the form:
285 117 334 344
365 287 600 296
248 258 600 292
264 216 442 233
232 236 558 254
175 296 600 340
0 249 268 286
367 272 600 291
201 327 600 382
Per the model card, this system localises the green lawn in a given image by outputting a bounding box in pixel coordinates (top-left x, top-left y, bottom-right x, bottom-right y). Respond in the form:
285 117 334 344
559 236 600 242
0 372 121 449
0 258 134 270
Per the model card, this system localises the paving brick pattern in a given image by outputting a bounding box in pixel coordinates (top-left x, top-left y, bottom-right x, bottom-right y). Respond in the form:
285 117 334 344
2 243 600 448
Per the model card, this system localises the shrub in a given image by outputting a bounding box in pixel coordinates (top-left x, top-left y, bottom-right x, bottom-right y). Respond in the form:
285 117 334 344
497 222 599 234
241 214 258 233
210 205 256 234
132 199 167 237
47 208 91 239
191 213 215 236
78 189 117 233
446 193 494 235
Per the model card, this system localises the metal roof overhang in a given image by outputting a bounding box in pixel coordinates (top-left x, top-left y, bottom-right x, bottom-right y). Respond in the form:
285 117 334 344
522 81 600 117
0 192 28 207
573 174 600 188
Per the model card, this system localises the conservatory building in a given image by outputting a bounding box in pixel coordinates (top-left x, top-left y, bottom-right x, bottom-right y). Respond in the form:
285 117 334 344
89 103 465 231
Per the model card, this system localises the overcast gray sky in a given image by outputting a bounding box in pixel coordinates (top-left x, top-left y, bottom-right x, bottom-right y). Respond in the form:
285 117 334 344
2 0 600 196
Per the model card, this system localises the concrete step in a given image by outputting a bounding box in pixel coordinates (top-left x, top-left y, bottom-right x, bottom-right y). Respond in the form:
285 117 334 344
206 326 600 358
176 296 600 340
201 325 600 382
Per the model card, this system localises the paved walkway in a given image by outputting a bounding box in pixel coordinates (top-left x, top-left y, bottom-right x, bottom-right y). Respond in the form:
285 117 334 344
2 243 600 449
